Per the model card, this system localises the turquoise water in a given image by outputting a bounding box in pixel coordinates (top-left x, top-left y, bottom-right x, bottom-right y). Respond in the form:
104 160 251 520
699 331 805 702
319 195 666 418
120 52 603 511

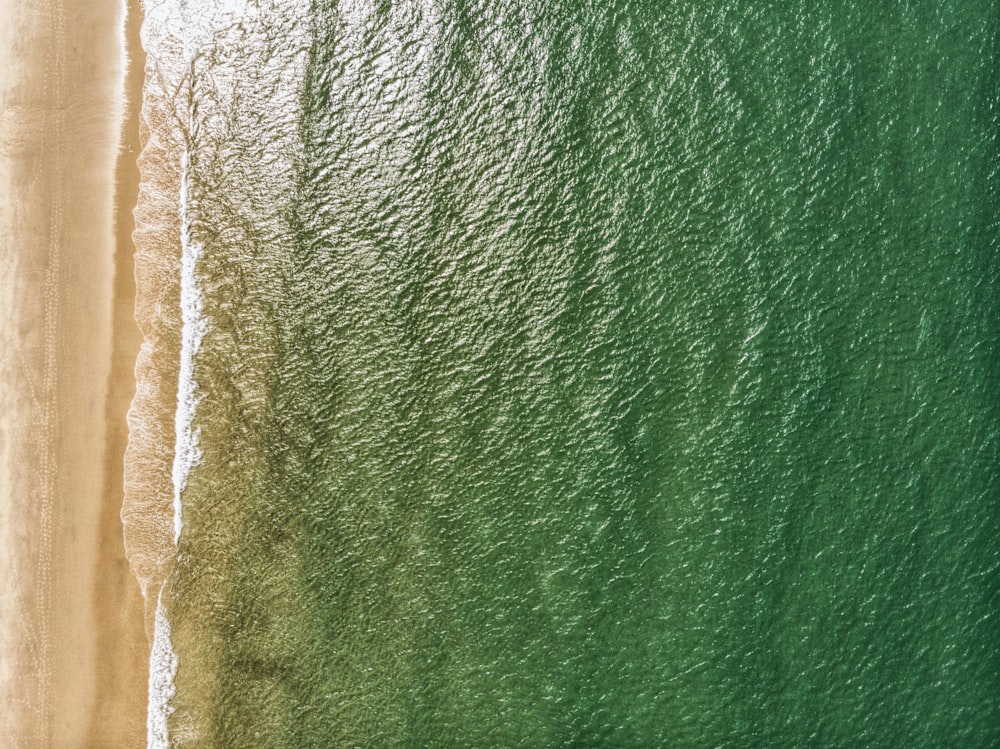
147 0 998 745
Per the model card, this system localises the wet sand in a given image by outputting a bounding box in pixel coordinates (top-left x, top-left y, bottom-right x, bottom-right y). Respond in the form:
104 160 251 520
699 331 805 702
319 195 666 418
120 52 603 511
0 0 148 745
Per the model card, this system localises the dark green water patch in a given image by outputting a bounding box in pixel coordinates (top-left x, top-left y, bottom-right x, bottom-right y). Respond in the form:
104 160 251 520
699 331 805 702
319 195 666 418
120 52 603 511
166 1 999 745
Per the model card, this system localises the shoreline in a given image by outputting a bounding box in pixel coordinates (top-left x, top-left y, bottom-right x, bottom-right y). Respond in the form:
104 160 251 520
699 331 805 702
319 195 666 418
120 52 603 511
0 0 149 745
88 0 150 743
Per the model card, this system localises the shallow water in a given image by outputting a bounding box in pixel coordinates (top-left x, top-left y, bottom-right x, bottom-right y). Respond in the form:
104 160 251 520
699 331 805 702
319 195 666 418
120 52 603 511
130 1 999 745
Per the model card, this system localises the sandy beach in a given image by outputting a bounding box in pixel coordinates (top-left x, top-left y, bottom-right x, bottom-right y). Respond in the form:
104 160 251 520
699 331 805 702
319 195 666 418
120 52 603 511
0 0 148 745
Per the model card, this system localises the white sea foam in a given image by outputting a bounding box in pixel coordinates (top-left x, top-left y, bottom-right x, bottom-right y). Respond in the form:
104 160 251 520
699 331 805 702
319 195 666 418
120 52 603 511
147 587 179 749
152 26 208 748
171 149 207 545
135 2 210 745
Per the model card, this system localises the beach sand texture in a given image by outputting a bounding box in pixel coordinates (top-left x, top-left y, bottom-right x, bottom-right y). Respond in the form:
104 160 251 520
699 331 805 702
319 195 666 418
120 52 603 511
0 0 147 745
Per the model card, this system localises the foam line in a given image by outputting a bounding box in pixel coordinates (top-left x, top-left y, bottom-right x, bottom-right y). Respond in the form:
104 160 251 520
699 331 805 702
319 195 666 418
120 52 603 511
146 586 178 749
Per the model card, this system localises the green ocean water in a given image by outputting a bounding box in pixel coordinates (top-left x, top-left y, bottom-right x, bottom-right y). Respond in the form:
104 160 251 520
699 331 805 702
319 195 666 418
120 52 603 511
159 0 998 745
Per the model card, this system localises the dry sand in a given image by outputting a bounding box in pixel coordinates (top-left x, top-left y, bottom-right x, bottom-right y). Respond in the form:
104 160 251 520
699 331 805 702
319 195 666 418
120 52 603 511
0 0 148 745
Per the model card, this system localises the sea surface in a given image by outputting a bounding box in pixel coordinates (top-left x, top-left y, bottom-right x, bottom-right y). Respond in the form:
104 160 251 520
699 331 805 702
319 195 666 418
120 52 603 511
127 0 999 746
